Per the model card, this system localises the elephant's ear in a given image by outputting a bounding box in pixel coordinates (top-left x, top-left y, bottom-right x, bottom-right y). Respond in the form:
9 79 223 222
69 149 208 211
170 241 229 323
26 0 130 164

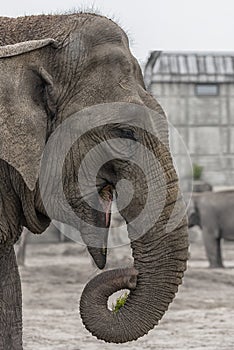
0 39 57 58
0 39 57 190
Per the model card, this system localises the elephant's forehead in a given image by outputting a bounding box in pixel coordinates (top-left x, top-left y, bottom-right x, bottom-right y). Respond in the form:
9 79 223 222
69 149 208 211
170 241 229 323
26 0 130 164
82 16 128 47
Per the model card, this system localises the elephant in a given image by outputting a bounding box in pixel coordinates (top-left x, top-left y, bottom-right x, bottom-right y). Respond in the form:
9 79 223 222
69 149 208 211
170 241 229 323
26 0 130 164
188 191 234 268
0 12 188 348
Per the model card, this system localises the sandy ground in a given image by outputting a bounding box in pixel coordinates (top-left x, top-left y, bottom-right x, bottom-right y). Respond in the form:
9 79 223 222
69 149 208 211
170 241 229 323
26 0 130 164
20 235 234 350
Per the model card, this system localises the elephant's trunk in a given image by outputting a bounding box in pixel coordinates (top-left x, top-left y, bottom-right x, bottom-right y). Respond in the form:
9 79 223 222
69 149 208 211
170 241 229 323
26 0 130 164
80 156 188 342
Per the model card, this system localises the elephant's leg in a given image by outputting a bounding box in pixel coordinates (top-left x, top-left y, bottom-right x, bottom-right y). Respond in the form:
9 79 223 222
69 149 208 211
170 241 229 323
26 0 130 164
202 229 223 268
0 245 23 350
215 238 223 267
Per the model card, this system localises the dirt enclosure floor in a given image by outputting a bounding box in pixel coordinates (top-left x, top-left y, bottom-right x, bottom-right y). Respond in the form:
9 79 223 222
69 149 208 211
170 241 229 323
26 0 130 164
20 237 234 350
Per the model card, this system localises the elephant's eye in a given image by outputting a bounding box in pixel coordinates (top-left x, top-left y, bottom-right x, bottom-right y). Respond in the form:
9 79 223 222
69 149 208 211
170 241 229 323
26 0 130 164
115 128 137 141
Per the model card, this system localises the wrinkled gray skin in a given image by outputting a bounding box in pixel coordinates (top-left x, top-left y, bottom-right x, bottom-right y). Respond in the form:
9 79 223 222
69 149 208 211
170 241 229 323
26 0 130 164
188 191 234 268
0 13 188 348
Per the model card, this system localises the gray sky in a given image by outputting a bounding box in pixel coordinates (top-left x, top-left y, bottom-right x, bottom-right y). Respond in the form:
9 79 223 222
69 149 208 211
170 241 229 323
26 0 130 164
0 0 233 64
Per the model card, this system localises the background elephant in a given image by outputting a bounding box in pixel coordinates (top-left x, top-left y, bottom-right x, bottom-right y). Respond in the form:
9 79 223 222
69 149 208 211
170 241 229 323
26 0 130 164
0 13 188 348
188 191 234 268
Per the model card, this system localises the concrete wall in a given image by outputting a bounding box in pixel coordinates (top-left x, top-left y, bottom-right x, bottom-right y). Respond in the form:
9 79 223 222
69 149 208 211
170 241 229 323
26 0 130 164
149 82 234 186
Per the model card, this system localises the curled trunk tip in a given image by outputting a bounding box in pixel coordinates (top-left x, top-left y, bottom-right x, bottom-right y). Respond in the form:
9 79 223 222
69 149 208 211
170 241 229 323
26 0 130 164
79 222 188 343
80 267 139 342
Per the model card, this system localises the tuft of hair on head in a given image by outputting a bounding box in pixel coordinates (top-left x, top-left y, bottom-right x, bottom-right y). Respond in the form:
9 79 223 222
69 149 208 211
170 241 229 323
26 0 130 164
54 4 102 16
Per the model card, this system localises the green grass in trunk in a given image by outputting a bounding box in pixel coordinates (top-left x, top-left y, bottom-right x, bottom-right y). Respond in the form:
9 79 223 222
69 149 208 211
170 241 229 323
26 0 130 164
112 292 129 313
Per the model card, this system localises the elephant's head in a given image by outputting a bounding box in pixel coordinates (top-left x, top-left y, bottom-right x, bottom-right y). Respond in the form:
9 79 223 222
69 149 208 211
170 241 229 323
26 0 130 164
0 14 188 343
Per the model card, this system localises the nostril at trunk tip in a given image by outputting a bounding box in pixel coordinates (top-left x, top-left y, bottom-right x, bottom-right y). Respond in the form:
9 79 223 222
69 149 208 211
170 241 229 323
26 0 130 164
123 268 138 289
127 275 138 289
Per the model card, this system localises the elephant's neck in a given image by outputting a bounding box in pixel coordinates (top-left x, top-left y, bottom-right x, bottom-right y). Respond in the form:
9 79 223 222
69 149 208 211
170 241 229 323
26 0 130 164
20 182 51 235
1 161 50 237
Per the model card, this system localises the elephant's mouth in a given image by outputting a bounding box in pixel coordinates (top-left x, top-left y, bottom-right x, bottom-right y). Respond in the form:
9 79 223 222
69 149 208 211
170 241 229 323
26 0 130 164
99 184 113 227
86 184 114 270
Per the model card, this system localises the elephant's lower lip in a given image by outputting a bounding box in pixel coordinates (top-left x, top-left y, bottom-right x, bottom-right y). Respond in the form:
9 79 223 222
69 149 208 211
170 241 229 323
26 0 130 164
87 246 107 270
